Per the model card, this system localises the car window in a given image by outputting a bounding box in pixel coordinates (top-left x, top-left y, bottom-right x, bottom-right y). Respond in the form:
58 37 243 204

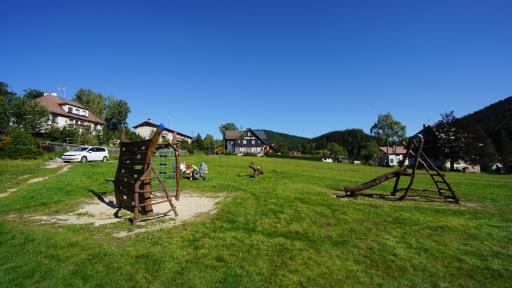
99 148 106 152
73 147 89 152
87 147 95 152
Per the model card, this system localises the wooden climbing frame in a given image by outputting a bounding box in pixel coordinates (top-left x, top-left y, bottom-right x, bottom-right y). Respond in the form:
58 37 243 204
111 126 181 224
343 131 460 204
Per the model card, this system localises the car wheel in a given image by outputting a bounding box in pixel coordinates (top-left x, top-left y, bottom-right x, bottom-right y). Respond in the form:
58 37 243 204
81 156 88 163
102 156 108 162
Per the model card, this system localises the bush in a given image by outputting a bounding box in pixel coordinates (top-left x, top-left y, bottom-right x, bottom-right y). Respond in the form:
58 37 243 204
0 128 43 159
1 144 43 159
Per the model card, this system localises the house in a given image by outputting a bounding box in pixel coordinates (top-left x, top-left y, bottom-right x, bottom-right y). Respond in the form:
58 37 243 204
36 93 105 134
378 146 409 167
133 118 192 143
223 128 274 155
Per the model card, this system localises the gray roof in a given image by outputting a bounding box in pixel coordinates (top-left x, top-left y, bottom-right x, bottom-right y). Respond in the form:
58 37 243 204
252 130 267 141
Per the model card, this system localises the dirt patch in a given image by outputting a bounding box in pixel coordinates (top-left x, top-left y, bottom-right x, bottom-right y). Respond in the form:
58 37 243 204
0 188 17 198
27 176 50 183
0 161 70 199
32 192 225 235
44 158 67 169
27 162 70 183
57 165 71 174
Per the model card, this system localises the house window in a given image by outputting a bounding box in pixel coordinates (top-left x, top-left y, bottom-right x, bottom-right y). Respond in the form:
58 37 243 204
68 107 72 113
248 132 251 136
252 140 255 144
243 140 247 144
390 158 394 164
52 115 58 123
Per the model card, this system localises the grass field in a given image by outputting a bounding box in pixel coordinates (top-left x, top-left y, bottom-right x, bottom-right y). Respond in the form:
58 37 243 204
0 156 511 287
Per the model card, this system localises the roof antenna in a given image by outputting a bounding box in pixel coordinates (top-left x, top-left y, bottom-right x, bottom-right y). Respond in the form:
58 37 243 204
57 87 67 98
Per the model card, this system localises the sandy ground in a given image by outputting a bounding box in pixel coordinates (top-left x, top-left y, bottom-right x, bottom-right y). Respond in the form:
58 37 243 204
32 192 225 236
43 158 68 169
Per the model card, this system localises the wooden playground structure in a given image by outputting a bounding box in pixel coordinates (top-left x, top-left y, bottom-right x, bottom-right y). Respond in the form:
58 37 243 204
249 161 264 176
109 125 181 224
341 130 460 204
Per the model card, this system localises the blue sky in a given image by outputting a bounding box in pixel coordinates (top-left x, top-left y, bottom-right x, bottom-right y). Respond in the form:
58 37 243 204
2 0 511 138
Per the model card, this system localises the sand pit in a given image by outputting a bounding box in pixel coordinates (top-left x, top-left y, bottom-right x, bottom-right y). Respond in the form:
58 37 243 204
32 192 225 236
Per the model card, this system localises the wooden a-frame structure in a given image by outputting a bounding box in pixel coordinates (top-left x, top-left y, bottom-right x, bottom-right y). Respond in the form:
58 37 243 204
343 131 460 204
111 126 181 224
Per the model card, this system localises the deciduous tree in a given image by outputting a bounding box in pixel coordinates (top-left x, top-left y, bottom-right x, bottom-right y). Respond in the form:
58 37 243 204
370 113 406 147
219 122 238 136
104 96 130 132
74 88 106 118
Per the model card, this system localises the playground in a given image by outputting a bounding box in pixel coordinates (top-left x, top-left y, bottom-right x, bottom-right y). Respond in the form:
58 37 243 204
0 156 511 287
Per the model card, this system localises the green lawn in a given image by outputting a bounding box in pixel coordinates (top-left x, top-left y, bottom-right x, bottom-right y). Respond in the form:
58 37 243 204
0 159 60 194
0 156 511 287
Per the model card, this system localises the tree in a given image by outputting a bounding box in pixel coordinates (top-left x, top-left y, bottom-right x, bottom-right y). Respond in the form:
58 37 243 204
22 88 44 100
178 139 194 155
191 133 203 152
219 122 238 136
9 97 50 132
493 129 512 163
435 111 467 171
370 113 407 147
462 125 497 171
360 141 379 164
0 82 17 130
74 89 106 118
202 134 214 154
300 142 314 155
104 96 130 132
326 142 347 158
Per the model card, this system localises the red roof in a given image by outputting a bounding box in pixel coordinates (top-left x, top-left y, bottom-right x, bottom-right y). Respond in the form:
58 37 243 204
379 146 407 155
132 120 192 139
36 94 105 125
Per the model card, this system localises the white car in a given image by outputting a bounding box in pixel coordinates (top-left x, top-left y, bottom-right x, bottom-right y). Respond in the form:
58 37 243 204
62 146 109 163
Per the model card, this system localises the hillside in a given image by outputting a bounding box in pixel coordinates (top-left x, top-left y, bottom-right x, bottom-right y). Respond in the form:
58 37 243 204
311 128 373 158
260 129 309 150
460 96 512 139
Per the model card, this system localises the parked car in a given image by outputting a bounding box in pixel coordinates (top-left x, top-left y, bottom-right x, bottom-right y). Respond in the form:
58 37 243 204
62 146 109 163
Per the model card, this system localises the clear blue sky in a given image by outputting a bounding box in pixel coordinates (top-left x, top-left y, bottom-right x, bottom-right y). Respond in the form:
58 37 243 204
2 0 511 138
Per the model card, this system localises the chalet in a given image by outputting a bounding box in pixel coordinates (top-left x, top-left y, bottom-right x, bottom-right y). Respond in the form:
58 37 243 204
36 93 105 134
223 128 274 155
133 118 192 143
378 146 409 167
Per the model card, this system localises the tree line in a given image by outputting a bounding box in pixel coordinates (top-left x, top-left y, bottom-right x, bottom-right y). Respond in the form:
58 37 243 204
258 110 509 172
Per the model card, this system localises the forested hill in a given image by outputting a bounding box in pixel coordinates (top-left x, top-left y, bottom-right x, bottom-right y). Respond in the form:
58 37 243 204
311 128 373 158
261 130 309 149
460 96 512 139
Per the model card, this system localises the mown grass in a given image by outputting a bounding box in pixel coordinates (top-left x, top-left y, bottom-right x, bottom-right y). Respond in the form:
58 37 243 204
0 159 60 193
0 156 511 287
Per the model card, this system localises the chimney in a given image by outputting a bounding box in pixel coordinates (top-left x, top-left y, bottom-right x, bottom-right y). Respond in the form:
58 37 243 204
147 118 152 123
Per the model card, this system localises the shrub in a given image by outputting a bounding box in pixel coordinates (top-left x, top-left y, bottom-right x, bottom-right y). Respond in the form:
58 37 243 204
1 145 43 159
0 128 43 159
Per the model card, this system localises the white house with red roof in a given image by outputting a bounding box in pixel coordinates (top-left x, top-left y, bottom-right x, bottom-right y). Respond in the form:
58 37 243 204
133 118 192 143
36 93 105 134
378 146 409 167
